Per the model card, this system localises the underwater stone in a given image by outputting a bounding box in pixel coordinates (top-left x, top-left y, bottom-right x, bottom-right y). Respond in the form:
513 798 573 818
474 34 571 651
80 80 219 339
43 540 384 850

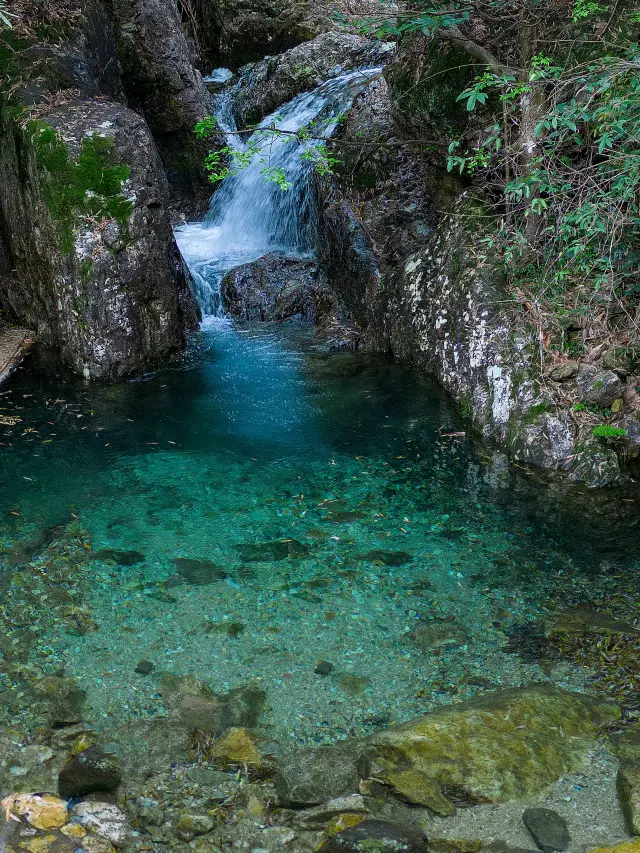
1 793 68 830
95 549 145 566
275 745 370 807
318 819 428 853
234 539 310 562
173 557 229 585
617 762 640 835
315 661 334 676
369 686 618 805
381 768 455 816
205 727 266 769
359 551 413 566
71 802 128 846
410 621 469 650
174 811 216 841
58 746 122 798
522 808 570 853
33 676 86 726
134 660 154 675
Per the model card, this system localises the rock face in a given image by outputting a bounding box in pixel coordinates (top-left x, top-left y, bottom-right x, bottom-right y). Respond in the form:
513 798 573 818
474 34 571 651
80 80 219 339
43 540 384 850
0 102 198 378
369 686 618 807
232 31 393 127
316 71 629 485
109 0 214 208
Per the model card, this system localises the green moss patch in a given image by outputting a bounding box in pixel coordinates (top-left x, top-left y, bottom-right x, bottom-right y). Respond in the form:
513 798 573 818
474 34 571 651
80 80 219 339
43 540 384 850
28 121 134 253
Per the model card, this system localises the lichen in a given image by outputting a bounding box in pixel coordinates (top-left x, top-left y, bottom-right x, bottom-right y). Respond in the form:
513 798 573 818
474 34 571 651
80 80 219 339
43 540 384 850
27 121 133 254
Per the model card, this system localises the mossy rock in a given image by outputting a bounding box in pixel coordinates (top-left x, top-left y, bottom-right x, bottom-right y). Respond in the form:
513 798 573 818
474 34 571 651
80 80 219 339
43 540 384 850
369 686 618 804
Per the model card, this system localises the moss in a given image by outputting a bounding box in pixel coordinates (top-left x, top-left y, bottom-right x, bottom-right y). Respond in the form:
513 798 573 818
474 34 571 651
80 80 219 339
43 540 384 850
28 121 133 254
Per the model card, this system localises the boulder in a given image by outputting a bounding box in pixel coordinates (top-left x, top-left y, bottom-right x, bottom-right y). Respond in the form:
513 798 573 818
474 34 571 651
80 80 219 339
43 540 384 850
275 745 371 807
221 255 323 322
70 802 129 846
233 32 393 127
160 675 266 735
0 102 199 379
318 819 428 853
32 676 86 727
58 746 122 799
369 686 618 806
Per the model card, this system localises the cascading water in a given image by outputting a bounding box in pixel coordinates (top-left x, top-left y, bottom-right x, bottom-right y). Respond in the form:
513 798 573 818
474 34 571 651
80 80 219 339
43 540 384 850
175 67 381 320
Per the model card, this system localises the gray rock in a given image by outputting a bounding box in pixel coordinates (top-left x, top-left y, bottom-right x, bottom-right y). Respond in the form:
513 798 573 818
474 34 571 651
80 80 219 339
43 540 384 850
134 659 154 675
549 362 579 381
32 676 86 726
522 807 570 853
275 745 370 807
577 366 625 407
58 746 122 798
318 819 428 853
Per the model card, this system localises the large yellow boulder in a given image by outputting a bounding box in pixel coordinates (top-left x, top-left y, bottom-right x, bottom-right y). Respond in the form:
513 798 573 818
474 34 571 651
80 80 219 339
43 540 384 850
2 794 68 830
370 686 618 805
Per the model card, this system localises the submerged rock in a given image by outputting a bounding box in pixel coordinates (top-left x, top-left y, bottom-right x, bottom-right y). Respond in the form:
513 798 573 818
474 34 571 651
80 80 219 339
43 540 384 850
70 802 129 846
410 621 469 650
617 762 640 835
160 675 266 735
173 557 229 585
318 819 428 853
32 676 86 727
359 550 413 567
522 808 570 853
95 549 145 566
234 539 310 562
545 607 640 637
275 745 370 807
1 793 68 830
58 746 122 799
369 686 618 805
205 727 267 770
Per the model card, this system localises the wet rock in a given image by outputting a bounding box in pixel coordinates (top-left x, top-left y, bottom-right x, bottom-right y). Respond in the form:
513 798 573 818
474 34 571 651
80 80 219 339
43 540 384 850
318 819 428 853
233 33 393 127
430 842 481 853
173 557 228 585
161 676 266 735
337 674 371 696
174 811 217 841
381 768 455 816
235 539 310 562
275 745 370 807
33 676 86 726
587 843 640 853
545 607 640 637
221 255 327 323
549 362 579 381
1 793 68 830
58 746 122 798
359 551 413 567
324 510 367 523
134 660 153 675
369 686 618 805
70 802 129 846
81 837 116 853
95 549 145 566
411 621 469 650
522 808 570 853
617 761 640 835
577 366 625 408
567 443 621 488
315 660 334 676
205 727 266 770
293 794 369 830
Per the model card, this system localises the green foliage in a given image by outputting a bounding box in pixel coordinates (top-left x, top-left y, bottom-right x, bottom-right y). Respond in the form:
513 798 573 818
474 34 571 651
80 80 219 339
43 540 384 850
29 122 133 253
0 1 15 29
592 424 629 438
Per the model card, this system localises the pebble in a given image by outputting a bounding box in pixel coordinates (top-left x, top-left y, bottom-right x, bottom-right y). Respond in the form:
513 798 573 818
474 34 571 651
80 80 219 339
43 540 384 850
134 660 154 675
315 660 334 676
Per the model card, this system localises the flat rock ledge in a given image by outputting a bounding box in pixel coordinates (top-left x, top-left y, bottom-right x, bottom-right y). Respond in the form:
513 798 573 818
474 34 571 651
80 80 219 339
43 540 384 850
0 327 33 387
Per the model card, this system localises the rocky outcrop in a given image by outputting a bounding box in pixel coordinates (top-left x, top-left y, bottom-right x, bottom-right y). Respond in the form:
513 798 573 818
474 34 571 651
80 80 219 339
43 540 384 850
317 71 634 486
232 32 394 128
0 102 199 379
108 0 214 210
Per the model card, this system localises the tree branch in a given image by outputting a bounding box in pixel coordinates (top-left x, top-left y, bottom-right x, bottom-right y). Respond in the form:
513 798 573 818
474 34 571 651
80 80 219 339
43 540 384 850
440 25 517 75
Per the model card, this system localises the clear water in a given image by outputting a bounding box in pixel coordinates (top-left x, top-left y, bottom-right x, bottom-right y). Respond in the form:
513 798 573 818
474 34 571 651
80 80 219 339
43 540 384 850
1 70 640 748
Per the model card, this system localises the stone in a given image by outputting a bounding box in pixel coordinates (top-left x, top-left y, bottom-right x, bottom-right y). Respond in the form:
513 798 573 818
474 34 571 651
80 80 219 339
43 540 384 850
337 674 371 696
359 551 413 566
81 838 117 853
275 745 370 807
318 819 428 853
617 761 640 835
205 727 266 769
161 677 266 735
70 802 129 846
369 686 618 806
60 824 87 839
134 660 153 675
588 843 640 853
173 812 216 841
603 346 639 376
381 768 456 816
522 808 570 853
315 660 334 676
293 795 369 830
58 747 122 798
32 676 86 726
1 793 68 830
430 842 481 853
234 539 310 562
325 814 366 836
577 367 625 408
95 549 145 566
411 621 469 650
173 557 228 585
545 607 640 638
549 362 579 381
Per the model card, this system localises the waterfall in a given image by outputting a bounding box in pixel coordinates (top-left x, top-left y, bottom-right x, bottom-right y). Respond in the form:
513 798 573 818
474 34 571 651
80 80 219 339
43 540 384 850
175 67 381 320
